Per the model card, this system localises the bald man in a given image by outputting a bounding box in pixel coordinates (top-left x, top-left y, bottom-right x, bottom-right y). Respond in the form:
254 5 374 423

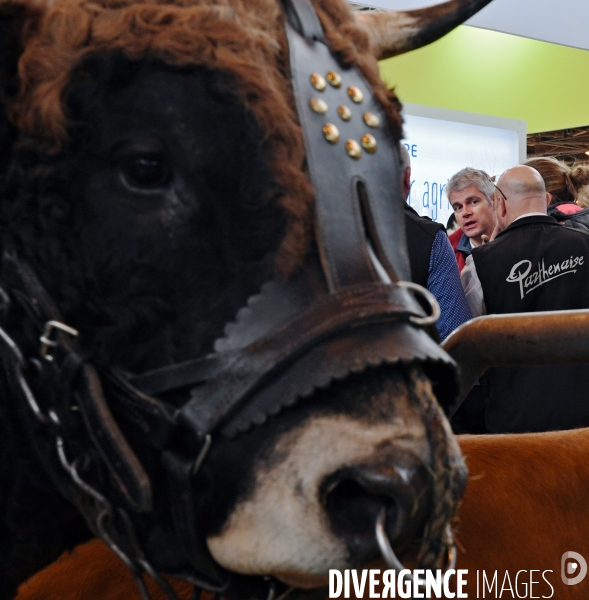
461 165 589 433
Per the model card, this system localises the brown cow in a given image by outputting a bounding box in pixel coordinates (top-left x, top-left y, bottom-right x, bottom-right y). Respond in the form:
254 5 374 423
454 429 589 598
16 540 193 600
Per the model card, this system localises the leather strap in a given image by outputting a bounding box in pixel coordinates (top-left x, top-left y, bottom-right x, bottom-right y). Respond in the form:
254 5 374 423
77 364 153 512
178 280 426 436
162 449 230 590
130 355 221 398
283 0 324 41
285 12 410 291
101 369 178 450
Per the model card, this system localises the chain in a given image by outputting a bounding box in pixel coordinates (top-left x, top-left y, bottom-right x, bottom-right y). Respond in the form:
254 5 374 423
55 404 180 600
0 292 179 600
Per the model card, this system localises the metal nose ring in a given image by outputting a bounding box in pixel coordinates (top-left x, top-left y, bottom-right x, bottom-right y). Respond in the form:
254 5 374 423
375 508 457 592
375 507 405 571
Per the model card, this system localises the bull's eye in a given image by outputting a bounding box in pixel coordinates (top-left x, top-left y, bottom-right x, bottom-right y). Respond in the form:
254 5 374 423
120 155 171 189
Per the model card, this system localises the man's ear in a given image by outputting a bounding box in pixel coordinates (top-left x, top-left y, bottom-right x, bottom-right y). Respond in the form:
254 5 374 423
501 197 508 218
494 194 507 218
546 192 552 207
0 2 42 174
402 166 411 201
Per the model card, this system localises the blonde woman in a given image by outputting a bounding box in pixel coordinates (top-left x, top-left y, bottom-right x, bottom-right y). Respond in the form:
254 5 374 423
526 156 589 228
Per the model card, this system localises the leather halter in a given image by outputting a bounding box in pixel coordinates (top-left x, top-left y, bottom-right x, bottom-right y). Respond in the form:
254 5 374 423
0 1 459 598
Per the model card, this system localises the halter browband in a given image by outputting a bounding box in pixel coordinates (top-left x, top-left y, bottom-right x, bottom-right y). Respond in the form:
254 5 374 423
0 1 460 598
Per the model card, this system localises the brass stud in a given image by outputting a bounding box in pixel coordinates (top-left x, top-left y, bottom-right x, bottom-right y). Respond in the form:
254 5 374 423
326 71 342 88
310 73 326 91
309 98 328 114
345 139 361 159
347 85 363 103
363 112 380 128
323 123 340 144
337 105 352 121
361 133 377 154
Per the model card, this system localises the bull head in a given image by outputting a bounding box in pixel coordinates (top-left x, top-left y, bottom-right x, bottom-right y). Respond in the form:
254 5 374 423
0 0 490 598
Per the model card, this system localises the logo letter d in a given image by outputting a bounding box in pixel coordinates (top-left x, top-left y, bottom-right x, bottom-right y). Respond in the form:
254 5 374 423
561 551 587 585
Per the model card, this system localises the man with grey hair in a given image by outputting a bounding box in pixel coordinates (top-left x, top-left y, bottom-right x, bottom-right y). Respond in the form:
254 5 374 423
461 165 589 433
447 167 496 271
400 144 472 341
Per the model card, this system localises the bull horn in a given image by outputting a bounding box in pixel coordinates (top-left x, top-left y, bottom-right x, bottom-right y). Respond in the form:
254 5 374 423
356 0 494 61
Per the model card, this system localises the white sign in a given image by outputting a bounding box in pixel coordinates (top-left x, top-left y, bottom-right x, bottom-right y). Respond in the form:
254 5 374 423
402 104 526 226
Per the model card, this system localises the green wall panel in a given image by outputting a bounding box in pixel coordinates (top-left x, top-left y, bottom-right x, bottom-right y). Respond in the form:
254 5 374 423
379 26 589 134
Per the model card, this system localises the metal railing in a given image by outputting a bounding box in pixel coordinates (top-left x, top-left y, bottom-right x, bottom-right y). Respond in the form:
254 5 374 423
441 309 589 413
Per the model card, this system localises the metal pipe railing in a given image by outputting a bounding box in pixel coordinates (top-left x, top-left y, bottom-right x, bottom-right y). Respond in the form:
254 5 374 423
441 309 589 413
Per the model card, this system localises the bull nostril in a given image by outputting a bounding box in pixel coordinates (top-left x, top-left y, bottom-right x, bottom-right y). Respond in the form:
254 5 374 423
324 477 398 541
320 461 431 562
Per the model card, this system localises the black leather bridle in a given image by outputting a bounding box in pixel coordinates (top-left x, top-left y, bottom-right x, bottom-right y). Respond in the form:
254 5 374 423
0 1 461 598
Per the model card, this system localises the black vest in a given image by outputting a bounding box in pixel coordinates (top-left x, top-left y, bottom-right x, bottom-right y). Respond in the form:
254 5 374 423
472 215 589 433
404 204 443 287
473 215 589 313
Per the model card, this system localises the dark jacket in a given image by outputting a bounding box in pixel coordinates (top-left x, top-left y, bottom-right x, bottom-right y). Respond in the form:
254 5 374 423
548 201 589 230
472 215 589 433
404 204 443 287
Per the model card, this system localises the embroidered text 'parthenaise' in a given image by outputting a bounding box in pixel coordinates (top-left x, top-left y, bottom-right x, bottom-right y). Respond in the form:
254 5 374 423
506 256 585 299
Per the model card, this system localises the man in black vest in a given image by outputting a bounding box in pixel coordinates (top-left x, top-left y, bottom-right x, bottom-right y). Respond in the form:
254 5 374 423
400 145 471 341
461 165 589 433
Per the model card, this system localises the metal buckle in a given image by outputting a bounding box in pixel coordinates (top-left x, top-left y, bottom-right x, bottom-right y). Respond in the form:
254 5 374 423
397 281 441 327
40 320 79 361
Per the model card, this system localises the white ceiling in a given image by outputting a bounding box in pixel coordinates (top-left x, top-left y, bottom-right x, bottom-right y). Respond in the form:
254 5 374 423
354 0 589 52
